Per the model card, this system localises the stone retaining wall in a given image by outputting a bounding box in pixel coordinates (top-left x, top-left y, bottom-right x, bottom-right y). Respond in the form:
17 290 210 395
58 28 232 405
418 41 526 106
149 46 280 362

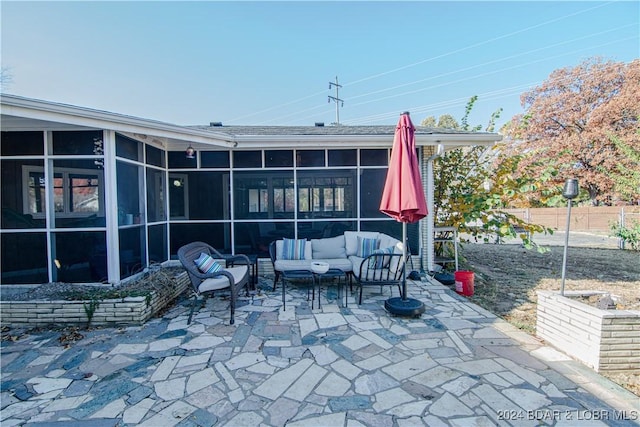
0 272 189 328
537 290 640 372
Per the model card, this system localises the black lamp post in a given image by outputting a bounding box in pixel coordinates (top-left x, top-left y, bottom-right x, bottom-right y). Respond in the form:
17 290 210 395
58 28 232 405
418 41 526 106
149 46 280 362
560 178 579 295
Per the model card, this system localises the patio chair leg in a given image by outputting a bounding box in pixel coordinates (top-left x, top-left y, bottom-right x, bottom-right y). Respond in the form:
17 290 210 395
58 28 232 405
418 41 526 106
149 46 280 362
273 272 280 291
187 295 200 325
359 286 363 305
230 290 236 325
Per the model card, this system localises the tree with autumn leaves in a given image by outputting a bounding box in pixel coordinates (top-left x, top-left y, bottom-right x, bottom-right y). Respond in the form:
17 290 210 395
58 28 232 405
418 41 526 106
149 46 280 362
503 57 640 206
422 57 638 251
422 97 550 250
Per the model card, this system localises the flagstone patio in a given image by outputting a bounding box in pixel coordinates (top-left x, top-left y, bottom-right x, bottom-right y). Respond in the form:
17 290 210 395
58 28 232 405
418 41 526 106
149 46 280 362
1 276 638 426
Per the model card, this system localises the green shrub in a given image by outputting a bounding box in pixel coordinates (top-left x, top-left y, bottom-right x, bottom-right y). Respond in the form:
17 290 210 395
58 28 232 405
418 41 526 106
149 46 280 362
610 220 640 251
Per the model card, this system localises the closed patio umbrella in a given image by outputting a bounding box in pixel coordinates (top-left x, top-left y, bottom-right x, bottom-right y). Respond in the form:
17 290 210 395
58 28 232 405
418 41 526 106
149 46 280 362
379 112 427 316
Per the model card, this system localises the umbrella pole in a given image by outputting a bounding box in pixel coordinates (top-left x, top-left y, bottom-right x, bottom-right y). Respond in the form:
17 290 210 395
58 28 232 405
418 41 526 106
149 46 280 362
384 223 425 317
402 222 407 301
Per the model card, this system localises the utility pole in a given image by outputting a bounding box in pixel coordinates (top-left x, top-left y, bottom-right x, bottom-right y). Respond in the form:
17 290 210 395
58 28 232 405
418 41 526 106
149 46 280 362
328 76 343 125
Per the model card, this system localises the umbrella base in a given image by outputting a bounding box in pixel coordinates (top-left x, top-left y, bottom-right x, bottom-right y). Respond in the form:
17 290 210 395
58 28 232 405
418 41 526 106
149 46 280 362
384 297 425 317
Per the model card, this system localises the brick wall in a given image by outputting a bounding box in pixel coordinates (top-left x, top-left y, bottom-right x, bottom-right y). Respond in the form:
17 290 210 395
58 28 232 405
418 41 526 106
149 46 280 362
537 290 640 373
0 272 189 328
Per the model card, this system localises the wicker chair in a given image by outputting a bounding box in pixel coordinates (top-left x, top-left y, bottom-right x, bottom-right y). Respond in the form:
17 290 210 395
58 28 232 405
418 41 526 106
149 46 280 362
177 241 251 325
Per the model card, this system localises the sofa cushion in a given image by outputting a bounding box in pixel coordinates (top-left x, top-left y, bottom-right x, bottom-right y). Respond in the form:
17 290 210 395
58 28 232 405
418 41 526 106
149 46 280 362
344 231 379 256
274 259 313 272
311 235 346 259
275 258 352 273
378 234 401 251
388 243 405 274
323 258 353 272
276 240 313 261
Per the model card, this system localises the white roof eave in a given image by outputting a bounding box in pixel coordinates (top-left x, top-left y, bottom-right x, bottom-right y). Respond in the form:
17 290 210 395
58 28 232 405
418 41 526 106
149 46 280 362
2 94 502 150
1 94 237 148
232 133 501 149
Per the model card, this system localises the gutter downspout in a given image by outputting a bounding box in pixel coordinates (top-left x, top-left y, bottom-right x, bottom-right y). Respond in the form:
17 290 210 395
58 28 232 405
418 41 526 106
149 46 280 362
422 144 444 272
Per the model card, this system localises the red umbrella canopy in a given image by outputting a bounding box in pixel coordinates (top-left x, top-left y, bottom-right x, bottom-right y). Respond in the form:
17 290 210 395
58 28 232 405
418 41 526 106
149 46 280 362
379 112 428 223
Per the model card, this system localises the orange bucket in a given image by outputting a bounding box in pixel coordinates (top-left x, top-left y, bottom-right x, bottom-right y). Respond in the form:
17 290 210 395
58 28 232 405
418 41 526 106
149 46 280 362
454 271 474 296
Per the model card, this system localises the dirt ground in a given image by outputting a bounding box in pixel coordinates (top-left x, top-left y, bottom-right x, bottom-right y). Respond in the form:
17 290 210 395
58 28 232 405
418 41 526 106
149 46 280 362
458 240 640 396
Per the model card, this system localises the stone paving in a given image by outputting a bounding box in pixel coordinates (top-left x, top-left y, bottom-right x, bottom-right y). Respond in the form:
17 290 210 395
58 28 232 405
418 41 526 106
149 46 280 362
1 277 639 427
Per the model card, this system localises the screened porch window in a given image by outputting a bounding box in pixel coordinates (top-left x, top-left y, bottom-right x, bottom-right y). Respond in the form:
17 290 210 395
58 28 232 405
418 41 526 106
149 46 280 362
23 165 104 218
297 173 354 218
234 172 295 219
248 188 268 213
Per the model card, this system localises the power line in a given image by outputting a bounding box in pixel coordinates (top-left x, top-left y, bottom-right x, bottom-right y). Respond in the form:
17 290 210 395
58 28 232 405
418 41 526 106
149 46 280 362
226 89 326 123
342 83 535 125
343 58 629 126
347 37 634 110
280 35 634 126
346 25 635 104
343 1 617 87
229 2 630 125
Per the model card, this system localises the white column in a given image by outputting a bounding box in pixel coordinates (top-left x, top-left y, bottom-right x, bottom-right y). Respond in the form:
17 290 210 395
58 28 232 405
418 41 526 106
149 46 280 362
421 145 442 273
103 130 120 283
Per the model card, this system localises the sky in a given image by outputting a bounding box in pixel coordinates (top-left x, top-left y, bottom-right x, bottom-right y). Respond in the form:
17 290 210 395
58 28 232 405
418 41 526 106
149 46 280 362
1 1 638 130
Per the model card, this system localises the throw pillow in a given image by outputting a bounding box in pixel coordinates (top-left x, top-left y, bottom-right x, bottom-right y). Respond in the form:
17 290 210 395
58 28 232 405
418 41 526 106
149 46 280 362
282 238 306 260
368 246 395 269
194 252 222 274
357 236 379 258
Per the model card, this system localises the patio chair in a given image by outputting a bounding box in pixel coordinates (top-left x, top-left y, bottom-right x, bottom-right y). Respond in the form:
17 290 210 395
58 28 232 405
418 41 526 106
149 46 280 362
353 251 405 305
177 241 251 325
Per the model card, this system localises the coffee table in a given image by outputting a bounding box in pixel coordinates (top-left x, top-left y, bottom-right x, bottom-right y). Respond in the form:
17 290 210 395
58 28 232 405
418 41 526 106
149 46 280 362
313 268 348 308
280 269 314 310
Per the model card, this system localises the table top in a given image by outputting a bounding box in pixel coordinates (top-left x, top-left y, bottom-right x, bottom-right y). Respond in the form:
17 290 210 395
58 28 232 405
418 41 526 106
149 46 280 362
313 268 346 277
281 269 314 279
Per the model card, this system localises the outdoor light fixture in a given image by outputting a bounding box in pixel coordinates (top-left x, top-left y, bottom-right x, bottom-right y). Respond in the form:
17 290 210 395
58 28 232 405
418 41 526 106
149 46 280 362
185 145 195 159
562 178 579 199
560 178 579 295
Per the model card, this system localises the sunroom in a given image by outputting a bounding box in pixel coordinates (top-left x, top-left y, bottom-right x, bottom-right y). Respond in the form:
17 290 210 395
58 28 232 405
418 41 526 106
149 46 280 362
0 94 500 286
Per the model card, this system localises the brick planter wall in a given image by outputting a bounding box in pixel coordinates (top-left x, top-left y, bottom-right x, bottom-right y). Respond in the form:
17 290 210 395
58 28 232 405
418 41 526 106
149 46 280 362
537 290 640 373
0 272 189 328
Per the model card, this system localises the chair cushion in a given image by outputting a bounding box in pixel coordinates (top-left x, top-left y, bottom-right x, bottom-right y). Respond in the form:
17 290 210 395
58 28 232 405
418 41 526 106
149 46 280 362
311 235 346 259
357 236 379 258
344 231 379 256
194 253 222 274
198 266 247 293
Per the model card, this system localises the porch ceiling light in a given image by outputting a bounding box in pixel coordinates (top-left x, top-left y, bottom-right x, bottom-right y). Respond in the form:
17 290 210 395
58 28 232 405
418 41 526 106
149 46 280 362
185 145 196 159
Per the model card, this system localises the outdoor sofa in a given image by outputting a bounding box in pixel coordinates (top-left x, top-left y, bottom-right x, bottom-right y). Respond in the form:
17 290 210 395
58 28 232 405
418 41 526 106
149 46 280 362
269 231 406 304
